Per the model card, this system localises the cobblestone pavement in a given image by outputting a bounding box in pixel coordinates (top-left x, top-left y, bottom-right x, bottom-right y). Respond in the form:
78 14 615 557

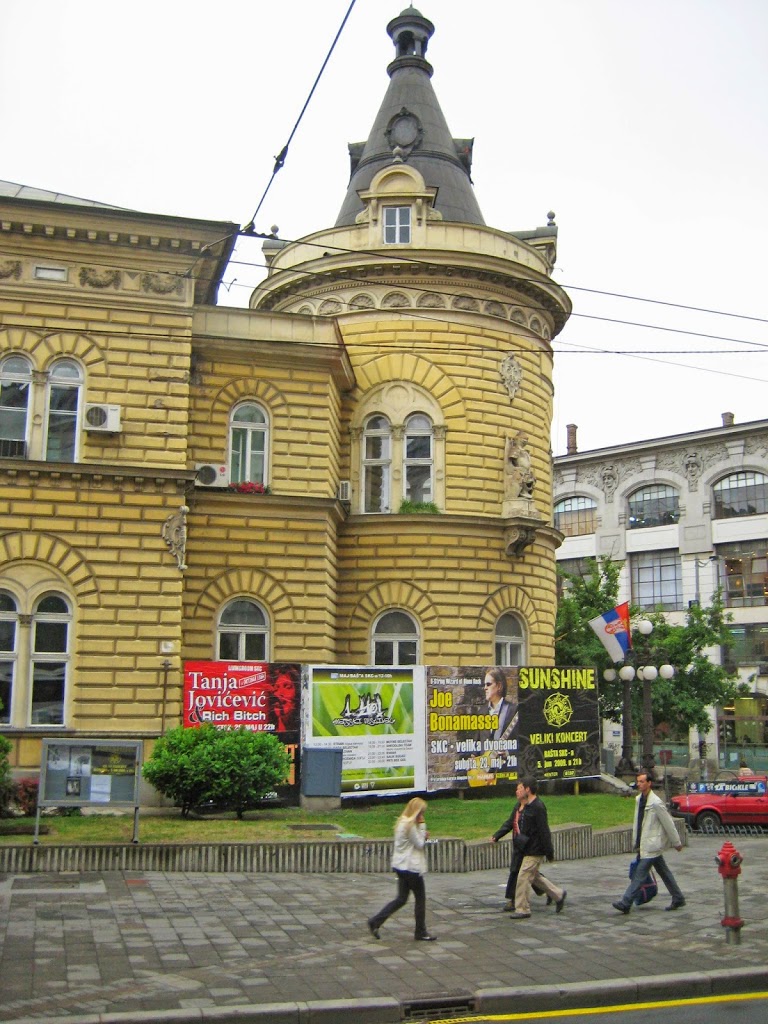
0 834 767 1023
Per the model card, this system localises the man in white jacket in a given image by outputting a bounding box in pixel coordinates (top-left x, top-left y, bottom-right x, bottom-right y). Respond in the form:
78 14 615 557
612 770 685 914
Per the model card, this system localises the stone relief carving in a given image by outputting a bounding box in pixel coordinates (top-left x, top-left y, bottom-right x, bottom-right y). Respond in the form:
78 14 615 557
453 294 480 311
683 451 703 491
162 505 188 572
504 525 536 557
578 458 642 503
599 464 618 501
318 298 343 315
349 293 375 309
500 354 523 401
141 272 184 296
484 300 506 318
417 292 445 308
381 291 409 308
0 260 22 280
79 267 121 289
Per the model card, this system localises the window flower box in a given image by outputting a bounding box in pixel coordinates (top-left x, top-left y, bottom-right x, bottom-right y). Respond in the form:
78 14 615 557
227 482 270 494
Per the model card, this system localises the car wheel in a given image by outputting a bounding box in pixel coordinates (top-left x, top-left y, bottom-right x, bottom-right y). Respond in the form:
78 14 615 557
696 810 721 832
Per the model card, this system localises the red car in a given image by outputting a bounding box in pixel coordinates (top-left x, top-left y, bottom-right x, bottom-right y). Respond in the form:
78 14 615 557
670 776 768 830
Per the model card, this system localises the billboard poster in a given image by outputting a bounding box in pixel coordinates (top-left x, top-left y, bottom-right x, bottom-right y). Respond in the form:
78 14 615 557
183 661 300 732
307 666 426 795
515 667 600 781
426 666 519 791
183 661 301 792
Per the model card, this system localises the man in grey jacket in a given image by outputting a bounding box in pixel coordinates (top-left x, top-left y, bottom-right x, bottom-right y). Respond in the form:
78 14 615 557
612 770 685 914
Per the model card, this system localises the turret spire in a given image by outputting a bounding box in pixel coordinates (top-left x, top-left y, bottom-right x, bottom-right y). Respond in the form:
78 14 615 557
335 7 484 228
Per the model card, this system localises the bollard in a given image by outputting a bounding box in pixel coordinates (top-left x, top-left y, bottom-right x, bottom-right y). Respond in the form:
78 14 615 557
714 840 744 944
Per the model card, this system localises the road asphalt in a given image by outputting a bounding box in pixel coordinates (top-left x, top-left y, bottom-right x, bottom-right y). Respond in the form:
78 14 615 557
1 833 767 1024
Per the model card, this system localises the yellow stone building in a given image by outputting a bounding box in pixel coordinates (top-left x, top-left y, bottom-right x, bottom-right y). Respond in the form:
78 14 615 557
0 7 570 781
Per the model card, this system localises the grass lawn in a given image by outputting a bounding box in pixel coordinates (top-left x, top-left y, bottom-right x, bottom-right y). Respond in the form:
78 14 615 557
0 791 633 845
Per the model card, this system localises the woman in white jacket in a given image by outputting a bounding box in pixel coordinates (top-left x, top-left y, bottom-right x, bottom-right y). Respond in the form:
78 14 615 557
368 797 436 941
612 771 685 914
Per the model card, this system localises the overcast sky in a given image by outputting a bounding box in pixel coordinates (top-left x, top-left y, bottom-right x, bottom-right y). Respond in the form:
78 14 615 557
2 0 766 455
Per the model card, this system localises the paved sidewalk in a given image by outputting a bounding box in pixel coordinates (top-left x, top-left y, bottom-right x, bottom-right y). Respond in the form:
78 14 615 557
0 834 767 1023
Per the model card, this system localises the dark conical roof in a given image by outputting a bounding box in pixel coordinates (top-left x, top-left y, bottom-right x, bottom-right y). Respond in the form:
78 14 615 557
335 7 485 227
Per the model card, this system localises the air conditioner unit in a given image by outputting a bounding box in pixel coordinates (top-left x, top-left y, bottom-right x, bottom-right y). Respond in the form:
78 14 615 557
195 462 228 487
83 403 122 433
337 480 351 502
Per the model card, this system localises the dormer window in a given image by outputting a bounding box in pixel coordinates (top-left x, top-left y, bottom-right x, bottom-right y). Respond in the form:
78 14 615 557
383 206 411 244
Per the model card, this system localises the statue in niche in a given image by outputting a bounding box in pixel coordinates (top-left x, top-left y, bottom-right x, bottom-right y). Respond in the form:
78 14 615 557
504 432 536 499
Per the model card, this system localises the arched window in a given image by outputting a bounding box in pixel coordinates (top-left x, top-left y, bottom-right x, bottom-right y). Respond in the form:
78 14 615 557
229 403 269 485
30 593 71 725
372 610 419 666
554 496 597 537
363 414 391 513
403 413 433 505
45 359 82 462
713 472 768 519
494 613 525 666
0 591 18 724
0 354 32 458
627 484 680 529
217 599 269 661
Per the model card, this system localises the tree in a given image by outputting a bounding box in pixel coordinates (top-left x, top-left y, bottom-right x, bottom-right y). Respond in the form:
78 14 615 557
556 557 741 765
143 725 291 818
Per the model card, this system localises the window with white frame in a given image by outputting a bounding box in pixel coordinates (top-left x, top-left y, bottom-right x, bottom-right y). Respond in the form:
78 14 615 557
383 206 411 244
627 484 680 529
30 594 70 725
494 613 525 666
403 413 433 504
630 550 682 611
217 599 269 660
372 610 419 666
554 496 597 536
0 355 32 459
45 359 82 463
713 472 768 519
229 403 269 485
0 591 17 724
363 414 391 513
0 590 71 727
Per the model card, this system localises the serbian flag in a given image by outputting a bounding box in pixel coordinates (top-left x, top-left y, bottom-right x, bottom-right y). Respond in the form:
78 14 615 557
588 602 632 662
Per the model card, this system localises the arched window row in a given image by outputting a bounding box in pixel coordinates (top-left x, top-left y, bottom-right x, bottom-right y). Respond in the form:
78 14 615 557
713 472 768 520
362 411 436 513
553 495 597 537
0 590 71 727
0 355 83 462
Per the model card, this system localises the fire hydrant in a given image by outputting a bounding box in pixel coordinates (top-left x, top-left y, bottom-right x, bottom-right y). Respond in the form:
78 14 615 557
715 841 744 944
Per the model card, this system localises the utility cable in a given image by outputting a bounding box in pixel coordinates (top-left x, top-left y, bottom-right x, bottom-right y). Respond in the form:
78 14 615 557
241 0 358 234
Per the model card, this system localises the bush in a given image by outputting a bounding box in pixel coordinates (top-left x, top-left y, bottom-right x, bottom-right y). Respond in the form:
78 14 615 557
0 735 12 817
398 499 441 514
143 725 291 819
12 777 39 816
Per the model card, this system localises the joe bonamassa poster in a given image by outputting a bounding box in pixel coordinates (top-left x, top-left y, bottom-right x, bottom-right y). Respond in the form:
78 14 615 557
426 666 519 791
515 667 601 781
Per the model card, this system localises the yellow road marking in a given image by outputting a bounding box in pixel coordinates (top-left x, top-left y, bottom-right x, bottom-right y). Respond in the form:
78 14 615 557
426 990 768 1023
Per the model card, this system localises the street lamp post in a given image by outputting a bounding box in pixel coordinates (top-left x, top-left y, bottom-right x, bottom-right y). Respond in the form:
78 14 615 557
605 619 675 776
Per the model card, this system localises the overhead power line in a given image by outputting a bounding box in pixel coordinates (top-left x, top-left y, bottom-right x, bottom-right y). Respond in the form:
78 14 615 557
241 0 358 234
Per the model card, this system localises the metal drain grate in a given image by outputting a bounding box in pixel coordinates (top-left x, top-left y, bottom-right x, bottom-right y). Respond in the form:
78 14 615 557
403 994 475 1020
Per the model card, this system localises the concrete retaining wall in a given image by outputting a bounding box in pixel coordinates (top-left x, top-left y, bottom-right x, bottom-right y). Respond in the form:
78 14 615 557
0 822 681 874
